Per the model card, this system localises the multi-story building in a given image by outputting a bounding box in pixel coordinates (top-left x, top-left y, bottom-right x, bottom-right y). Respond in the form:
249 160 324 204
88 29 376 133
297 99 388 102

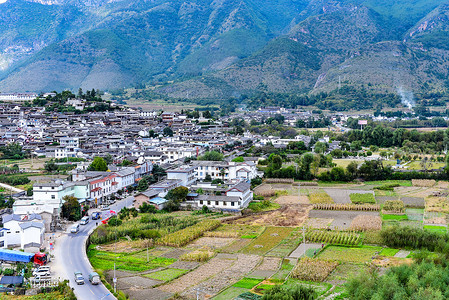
166 166 196 187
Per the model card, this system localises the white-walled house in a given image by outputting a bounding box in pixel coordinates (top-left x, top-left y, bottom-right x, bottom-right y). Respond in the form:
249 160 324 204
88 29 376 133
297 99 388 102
192 161 258 181
194 181 253 211
114 167 135 190
166 166 196 187
1 214 45 249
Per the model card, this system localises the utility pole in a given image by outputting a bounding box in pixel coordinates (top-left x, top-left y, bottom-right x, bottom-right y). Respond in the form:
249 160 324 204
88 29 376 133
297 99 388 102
113 261 116 293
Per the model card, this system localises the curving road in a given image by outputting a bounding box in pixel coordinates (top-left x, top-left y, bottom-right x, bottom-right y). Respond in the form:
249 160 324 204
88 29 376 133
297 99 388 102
54 196 134 300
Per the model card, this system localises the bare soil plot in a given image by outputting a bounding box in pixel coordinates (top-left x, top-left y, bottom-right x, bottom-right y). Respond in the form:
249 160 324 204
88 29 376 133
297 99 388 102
376 196 399 204
426 197 449 213
186 237 236 249
275 195 310 205
183 254 261 298
304 218 333 229
242 227 294 255
395 186 435 198
234 205 311 226
257 257 281 271
289 243 323 259
159 256 234 293
117 276 163 290
308 210 379 230
97 240 158 253
436 181 449 189
160 248 189 259
324 189 373 204
401 197 425 208
372 257 413 267
125 288 172 300
167 260 200 270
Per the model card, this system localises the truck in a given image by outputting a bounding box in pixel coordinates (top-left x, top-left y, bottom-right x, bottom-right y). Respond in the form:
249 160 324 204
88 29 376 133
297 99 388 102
89 272 100 285
0 249 47 266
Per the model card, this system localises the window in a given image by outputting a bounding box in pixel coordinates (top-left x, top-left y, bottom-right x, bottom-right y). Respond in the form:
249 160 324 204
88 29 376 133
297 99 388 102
231 202 235 206
223 202 226 206
51 187 54 190
207 201 210 205
15 231 19 234
215 201 219 205
0 241 4 247
0 232 4 237
200 200 203 205
51 195 55 199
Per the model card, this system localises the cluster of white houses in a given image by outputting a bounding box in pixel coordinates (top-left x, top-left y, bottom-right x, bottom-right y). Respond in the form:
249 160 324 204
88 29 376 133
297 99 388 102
5 159 258 250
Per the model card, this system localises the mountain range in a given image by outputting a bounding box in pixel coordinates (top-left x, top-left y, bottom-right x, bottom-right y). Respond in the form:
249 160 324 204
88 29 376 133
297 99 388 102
0 0 448 102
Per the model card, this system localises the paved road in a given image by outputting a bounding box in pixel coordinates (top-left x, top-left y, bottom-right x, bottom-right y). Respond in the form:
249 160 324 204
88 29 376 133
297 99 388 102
55 196 134 300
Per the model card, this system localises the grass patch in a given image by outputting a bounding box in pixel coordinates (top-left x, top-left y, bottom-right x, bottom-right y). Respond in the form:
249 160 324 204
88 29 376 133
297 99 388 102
241 234 258 239
424 225 447 234
365 180 412 187
379 248 400 256
382 214 408 221
247 200 280 212
317 245 382 264
309 191 334 204
241 227 294 255
88 245 176 272
213 287 251 300
233 278 263 289
282 278 332 296
265 228 302 257
326 263 367 282
350 193 375 204
144 268 187 281
213 224 264 238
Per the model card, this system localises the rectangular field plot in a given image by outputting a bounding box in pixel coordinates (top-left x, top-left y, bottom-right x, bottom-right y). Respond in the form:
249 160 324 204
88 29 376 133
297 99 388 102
317 245 382 264
241 227 295 255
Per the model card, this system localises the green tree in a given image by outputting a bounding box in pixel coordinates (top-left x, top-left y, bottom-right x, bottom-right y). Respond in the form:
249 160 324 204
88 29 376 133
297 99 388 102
232 156 245 162
61 196 81 221
44 160 58 173
166 186 189 203
104 154 113 165
137 178 149 192
262 285 316 300
163 127 174 137
88 157 108 171
198 151 224 161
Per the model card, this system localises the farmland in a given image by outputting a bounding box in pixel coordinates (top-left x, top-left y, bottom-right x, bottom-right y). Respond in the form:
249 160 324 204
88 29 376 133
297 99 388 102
87 179 449 300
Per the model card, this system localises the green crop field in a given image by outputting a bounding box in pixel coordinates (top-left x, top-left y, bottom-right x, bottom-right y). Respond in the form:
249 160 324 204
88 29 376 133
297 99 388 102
317 246 382 264
241 227 294 255
144 268 187 281
233 278 263 289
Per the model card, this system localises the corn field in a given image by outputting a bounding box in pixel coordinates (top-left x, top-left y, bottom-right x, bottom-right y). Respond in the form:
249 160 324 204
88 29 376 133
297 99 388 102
157 219 221 247
291 257 339 282
305 230 362 246
313 203 380 211
382 200 405 213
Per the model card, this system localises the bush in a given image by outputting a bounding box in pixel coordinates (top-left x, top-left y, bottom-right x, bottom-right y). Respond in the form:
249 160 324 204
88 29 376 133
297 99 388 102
262 284 317 300
139 202 157 213
108 217 122 227
380 226 449 252
3 268 14 276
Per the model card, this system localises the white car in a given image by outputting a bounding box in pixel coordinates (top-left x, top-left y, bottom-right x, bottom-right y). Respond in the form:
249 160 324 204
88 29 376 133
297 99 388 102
33 268 51 277
32 266 50 277
70 224 80 233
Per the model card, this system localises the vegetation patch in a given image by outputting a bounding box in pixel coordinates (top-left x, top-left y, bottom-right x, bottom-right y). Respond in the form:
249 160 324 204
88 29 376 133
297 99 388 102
180 248 214 262
382 200 405 213
317 245 382 264
291 257 339 282
144 268 188 281
423 225 447 234
350 193 376 204
233 277 263 289
157 219 220 247
306 230 362 246
241 227 294 255
379 248 400 257
247 200 280 212
88 246 176 272
382 214 408 221
309 191 334 204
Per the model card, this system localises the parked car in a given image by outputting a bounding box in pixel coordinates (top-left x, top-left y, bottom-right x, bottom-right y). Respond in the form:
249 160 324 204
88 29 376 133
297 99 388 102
74 271 85 285
100 205 109 211
91 212 101 220
80 216 89 225
33 268 50 277
30 275 51 284
70 224 80 233
89 272 100 285
32 266 50 277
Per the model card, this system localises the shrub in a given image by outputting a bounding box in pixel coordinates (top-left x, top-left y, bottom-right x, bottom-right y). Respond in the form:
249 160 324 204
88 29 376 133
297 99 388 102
108 216 122 227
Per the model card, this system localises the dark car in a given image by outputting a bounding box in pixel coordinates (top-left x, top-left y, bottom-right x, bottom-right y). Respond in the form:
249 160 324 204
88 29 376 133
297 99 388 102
91 212 101 220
